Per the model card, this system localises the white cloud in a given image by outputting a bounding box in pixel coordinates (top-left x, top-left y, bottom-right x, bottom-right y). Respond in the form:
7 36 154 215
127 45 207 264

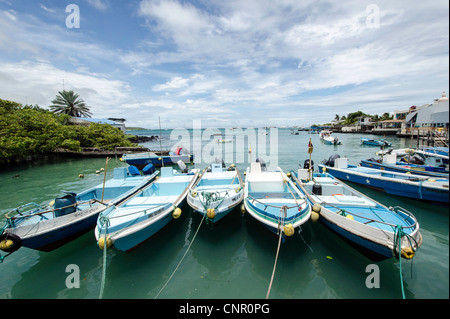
86 0 109 12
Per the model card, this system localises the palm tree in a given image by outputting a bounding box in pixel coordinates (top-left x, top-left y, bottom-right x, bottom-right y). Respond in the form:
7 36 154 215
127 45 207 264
49 90 92 118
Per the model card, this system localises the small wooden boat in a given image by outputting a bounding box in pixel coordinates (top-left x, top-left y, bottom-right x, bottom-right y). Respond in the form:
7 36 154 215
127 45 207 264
0 166 157 255
320 130 342 145
360 137 392 147
121 146 193 169
187 162 243 223
95 167 199 252
243 162 311 238
292 169 422 261
319 160 449 205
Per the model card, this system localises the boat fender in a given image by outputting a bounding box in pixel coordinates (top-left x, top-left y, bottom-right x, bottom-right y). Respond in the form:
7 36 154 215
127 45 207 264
172 207 182 219
312 203 322 213
401 247 415 259
286 172 291 178
283 224 295 237
207 208 216 219
311 211 320 222
0 233 22 253
98 236 112 250
346 214 354 220
241 204 245 214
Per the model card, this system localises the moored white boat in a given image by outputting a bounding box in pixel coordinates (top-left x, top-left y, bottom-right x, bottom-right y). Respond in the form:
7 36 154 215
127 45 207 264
95 166 199 252
187 162 243 223
320 130 342 145
243 162 311 239
1 166 157 256
292 168 422 261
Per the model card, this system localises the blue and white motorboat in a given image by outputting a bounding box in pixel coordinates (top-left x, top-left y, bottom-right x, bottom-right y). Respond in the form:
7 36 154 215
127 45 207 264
243 162 311 239
360 159 449 178
320 130 342 145
0 166 158 255
187 162 243 223
360 137 392 147
121 146 193 169
291 168 422 261
319 159 449 205
95 166 199 252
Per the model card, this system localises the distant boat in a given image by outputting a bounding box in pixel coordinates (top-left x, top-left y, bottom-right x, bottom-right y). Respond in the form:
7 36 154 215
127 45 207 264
187 161 243 223
243 161 311 238
320 130 342 145
1 166 157 254
216 138 233 143
319 160 449 205
95 166 199 252
360 137 392 147
121 146 193 169
292 169 422 261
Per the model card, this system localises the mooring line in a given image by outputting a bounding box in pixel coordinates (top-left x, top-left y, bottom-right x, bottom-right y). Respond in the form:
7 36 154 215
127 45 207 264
154 214 206 299
265 206 286 299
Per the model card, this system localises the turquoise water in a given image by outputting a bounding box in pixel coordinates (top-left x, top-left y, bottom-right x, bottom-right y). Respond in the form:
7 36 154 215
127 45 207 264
0 128 448 299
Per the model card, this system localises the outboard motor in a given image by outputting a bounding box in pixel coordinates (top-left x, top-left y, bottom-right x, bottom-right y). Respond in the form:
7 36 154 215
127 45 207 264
256 158 267 171
322 154 340 167
177 160 188 173
312 184 322 195
215 156 226 168
303 159 314 171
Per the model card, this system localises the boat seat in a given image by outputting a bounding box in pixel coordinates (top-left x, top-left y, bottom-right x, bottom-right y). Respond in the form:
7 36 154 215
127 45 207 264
161 167 174 178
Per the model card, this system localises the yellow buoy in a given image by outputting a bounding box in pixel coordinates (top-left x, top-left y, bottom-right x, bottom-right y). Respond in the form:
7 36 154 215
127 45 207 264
346 214 354 220
172 207 182 219
312 203 322 213
207 208 216 219
401 247 415 259
283 224 295 236
100 168 105 172
241 204 245 214
287 172 291 178
0 239 14 251
78 174 84 179
98 236 112 250
311 211 320 222
322 167 327 173
119 157 123 162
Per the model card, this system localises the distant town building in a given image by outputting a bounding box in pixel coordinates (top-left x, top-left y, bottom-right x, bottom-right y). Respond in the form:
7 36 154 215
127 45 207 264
405 92 449 133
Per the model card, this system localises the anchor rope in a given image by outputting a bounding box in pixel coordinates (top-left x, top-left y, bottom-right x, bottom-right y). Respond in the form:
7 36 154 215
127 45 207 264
154 213 206 299
265 206 286 299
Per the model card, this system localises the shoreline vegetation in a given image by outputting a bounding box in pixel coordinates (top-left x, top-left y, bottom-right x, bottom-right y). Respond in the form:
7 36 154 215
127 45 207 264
0 98 149 165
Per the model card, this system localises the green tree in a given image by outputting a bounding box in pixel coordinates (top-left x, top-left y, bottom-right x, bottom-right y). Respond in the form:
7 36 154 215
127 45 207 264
49 90 92 118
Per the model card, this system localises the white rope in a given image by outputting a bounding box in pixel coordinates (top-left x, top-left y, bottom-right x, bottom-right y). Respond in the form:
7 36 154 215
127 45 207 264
265 206 286 299
154 214 206 299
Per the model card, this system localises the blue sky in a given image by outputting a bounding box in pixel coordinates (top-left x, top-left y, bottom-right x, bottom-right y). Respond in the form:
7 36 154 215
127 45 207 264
0 0 448 128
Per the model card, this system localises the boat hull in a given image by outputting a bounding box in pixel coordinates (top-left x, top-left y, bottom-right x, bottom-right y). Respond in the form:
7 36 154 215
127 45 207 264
320 165 449 204
123 154 193 169
360 160 449 178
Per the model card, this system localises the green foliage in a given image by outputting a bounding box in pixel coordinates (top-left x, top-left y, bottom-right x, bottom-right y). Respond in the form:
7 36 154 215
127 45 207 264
0 98 135 164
